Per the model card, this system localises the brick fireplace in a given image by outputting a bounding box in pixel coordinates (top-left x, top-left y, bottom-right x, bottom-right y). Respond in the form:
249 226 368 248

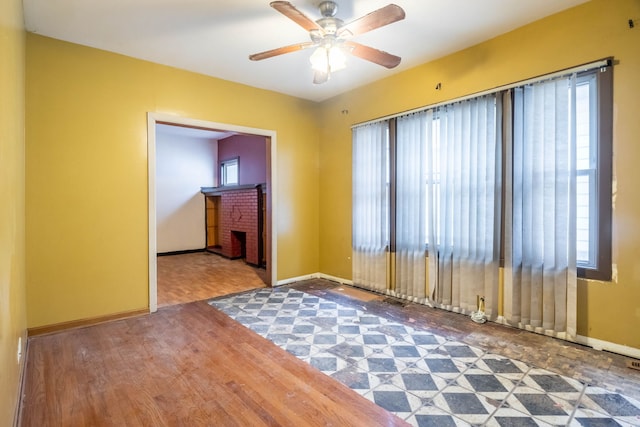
201 184 263 266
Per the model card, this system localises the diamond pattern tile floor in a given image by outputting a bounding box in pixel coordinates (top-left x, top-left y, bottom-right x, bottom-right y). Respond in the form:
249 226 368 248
209 287 640 426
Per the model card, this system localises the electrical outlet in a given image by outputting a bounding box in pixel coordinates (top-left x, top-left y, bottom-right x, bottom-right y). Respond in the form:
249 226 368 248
17 337 22 364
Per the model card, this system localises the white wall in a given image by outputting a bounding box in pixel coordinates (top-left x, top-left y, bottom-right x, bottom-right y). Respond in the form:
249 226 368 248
156 131 217 253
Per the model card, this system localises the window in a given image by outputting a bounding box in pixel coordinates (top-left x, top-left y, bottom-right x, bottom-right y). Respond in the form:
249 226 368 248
575 67 612 280
576 76 595 265
220 158 239 186
353 61 612 286
353 60 612 338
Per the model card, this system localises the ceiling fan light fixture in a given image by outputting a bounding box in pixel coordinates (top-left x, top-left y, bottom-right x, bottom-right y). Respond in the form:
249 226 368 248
309 45 346 73
251 1 405 84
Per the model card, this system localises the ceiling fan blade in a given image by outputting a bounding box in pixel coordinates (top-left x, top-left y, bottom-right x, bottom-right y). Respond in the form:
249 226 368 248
249 42 315 61
270 1 323 32
313 70 330 85
344 41 401 69
337 4 405 38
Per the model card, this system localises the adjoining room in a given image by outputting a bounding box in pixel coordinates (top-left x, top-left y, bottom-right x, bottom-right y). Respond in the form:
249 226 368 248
154 123 271 307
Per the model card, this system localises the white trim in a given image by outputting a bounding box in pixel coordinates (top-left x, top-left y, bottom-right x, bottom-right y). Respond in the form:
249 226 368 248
147 112 278 312
317 273 353 285
147 116 158 313
13 331 28 427
276 273 319 286
354 58 611 128
491 316 640 359
576 335 640 360
276 272 353 287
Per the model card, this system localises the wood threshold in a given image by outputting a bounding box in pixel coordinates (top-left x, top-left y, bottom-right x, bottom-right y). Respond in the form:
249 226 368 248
27 308 149 337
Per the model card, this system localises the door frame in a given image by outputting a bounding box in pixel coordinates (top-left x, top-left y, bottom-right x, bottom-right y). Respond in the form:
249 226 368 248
147 112 277 313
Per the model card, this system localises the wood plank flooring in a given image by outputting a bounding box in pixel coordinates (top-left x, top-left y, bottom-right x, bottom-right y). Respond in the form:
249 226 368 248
157 252 267 308
20 300 408 427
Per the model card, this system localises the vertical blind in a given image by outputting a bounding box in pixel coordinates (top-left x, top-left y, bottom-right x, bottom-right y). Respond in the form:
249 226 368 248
352 120 390 293
351 64 605 339
430 95 501 318
355 96 503 316
395 112 428 302
504 76 578 339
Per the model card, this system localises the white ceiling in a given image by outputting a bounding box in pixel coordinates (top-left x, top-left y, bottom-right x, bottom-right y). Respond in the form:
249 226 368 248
23 0 588 102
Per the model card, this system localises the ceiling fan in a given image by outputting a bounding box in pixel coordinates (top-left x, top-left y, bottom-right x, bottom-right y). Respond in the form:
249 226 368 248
249 1 406 84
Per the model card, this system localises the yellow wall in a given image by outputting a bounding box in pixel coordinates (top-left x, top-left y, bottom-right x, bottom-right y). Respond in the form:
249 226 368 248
0 0 27 423
25 35 321 328
318 0 640 349
24 0 640 352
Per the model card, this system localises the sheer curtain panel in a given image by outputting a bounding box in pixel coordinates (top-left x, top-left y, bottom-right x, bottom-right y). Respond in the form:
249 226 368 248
504 76 577 339
352 121 390 293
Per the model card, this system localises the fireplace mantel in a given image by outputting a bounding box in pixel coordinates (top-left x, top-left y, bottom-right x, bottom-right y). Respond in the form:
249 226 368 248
200 183 266 197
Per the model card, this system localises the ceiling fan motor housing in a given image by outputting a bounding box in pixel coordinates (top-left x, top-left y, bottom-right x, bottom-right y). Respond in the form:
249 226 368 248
316 1 342 35
318 1 338 17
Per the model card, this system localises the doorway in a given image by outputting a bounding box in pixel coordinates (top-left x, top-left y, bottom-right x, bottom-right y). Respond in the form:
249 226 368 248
147 112 277 313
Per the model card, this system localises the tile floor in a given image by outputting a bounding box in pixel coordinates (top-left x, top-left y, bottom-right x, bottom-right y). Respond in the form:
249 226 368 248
210 287 640 426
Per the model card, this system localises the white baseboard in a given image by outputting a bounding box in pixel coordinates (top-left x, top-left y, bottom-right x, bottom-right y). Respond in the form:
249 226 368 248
275 273 319 286
576 334 640 360
317 273 353 285
276 272 352 287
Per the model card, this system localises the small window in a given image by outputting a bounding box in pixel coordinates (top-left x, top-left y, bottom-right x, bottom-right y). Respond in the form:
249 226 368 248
220 158 239 186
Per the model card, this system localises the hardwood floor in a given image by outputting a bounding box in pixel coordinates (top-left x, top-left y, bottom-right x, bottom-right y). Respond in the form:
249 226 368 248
20 300 408 427
157 251 267 308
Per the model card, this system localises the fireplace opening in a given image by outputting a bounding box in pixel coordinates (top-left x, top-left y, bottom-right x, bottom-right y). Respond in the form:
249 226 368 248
230 230 246 260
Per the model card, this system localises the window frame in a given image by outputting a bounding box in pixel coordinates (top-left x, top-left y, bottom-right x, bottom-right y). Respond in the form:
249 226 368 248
220 157 239 186
575 73 598 268
576 65 612 281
